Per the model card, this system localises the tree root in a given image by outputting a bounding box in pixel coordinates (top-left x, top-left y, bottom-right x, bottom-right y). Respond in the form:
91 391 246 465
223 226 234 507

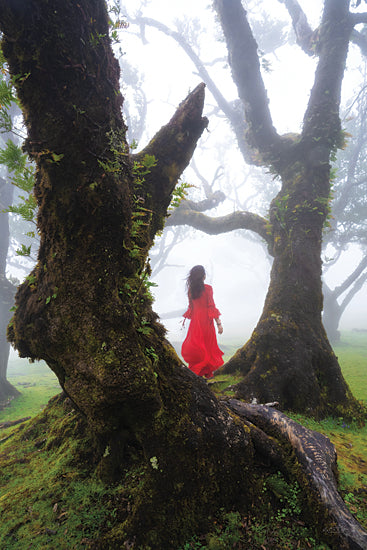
226 399 367 550
0 416 31 430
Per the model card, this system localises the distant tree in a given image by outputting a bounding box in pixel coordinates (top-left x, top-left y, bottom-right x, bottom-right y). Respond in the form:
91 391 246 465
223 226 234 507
0 90 25 404
210 0 366 414
322 83 367 341
0 176 18 404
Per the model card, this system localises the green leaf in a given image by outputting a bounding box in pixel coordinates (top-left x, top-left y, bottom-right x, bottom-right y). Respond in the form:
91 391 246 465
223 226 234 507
16 243 31 256
0 79 15 109
50 152 64 163
0 139 26 173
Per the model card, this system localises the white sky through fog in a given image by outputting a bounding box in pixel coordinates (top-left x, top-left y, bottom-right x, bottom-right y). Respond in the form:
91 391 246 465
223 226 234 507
118 0 367 341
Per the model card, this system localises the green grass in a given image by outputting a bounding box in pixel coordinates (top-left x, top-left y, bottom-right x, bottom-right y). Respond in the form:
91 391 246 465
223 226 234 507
209 331 367 540
0 397 120 550
334 331 367 405
0 356 60 423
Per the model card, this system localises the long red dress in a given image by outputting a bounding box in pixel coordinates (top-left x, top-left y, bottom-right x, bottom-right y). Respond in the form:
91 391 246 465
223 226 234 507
181 284 224 378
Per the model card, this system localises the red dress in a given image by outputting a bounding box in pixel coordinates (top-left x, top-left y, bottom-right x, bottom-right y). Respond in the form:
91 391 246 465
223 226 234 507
181 284 224 378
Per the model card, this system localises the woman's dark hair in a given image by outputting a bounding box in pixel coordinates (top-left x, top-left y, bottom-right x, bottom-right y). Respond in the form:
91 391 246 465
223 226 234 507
186 265 205 300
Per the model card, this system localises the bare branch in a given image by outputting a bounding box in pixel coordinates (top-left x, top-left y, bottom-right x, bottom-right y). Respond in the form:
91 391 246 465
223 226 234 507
183 191 226 213
334 254 367 298
190 159 224 198
279 0 317 55
351 28 367 55
166 207 271 246
213 0 281 162
351 12 367 25
130 15 233 121
339 270 367 312
129 14 261 165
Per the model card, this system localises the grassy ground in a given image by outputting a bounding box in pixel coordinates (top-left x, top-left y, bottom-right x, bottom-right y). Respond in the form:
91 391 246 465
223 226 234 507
0 355 60 422
0 332 366 549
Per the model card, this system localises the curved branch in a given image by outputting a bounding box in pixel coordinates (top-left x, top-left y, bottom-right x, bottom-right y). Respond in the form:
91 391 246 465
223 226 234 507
334 254 367 298
339 270 367 312
183 190 226 213
130 16 234 121
166 207 271 245
351 28 367 56
190 159 224 198
130 14 261 165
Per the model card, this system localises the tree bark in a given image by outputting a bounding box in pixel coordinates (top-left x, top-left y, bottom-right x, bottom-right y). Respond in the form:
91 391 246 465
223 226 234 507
214 0 363 418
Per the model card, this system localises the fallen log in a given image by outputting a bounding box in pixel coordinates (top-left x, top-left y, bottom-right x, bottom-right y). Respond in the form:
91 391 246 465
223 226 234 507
226 399 367 550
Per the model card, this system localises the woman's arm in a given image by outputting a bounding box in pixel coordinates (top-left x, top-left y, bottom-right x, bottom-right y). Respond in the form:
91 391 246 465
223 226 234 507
215 318 223 334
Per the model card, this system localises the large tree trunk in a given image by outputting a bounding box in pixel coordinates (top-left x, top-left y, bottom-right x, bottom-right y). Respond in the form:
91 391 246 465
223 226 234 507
0 1 254 545
0 1 366 548
215 0 362 419
0 178 18 405
224 163 356 416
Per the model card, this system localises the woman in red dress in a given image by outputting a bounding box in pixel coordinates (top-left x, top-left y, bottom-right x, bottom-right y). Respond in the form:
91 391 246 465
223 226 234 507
181 265 224 379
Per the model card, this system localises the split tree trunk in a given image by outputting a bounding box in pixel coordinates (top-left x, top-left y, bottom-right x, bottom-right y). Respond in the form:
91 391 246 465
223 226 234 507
215 0 363 418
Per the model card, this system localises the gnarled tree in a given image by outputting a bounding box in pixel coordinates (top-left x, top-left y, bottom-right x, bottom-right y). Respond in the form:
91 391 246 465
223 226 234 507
0 1 366 548
211 0 365 417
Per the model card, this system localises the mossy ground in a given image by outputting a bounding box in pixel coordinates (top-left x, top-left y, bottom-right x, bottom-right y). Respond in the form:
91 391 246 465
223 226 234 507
0 332 366 549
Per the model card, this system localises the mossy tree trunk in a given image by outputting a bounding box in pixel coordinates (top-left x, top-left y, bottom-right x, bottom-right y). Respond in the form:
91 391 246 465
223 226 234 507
0 0 255 545
215 0 363 418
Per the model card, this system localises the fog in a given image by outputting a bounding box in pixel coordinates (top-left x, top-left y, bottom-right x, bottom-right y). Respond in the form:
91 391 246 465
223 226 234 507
151 234 271 344
115 0 367 346
5 1 365 350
